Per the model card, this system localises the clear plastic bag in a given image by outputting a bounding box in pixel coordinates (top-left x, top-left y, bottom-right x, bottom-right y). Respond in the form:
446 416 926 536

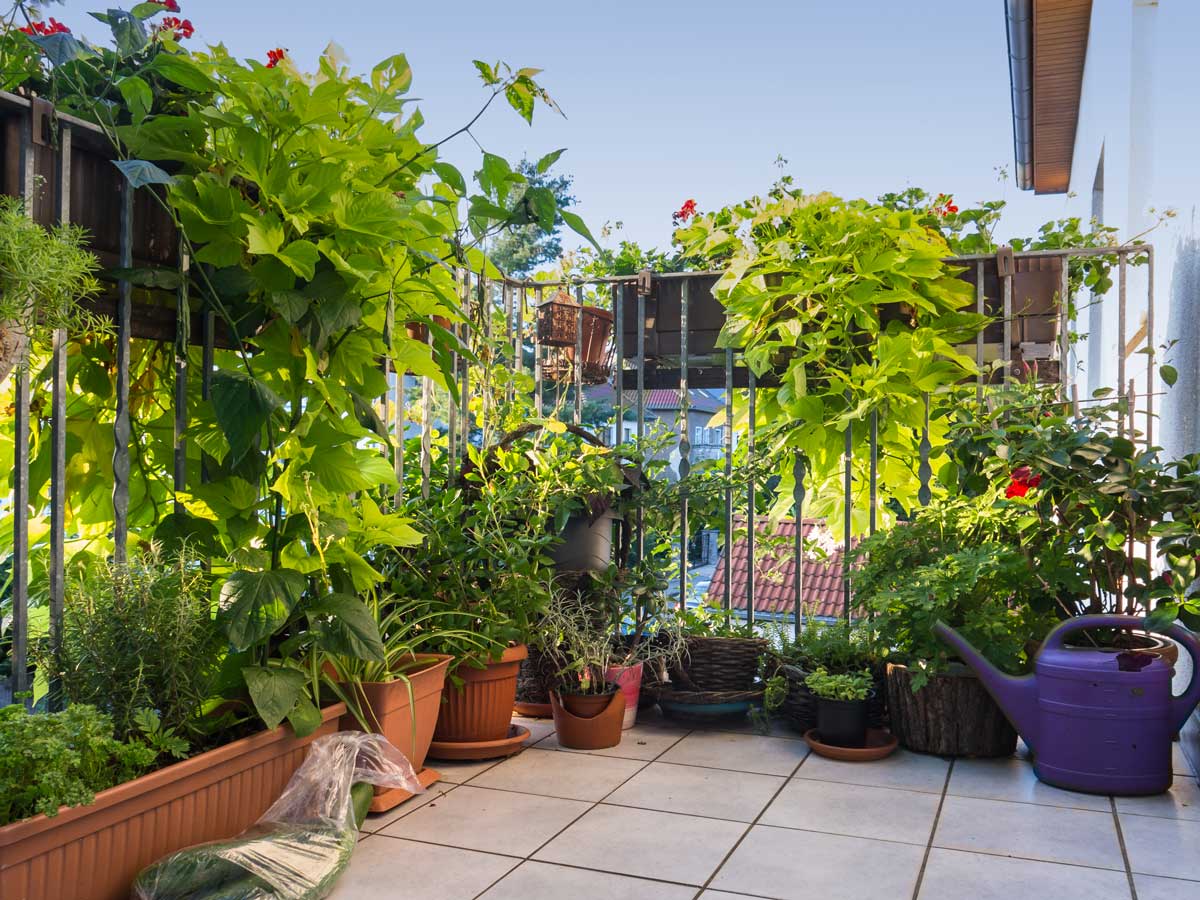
132 731 423 900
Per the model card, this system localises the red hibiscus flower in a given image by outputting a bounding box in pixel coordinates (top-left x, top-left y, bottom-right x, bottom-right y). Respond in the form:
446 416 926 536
1005 465 1042 499
265 48 286 69
20 18 70 36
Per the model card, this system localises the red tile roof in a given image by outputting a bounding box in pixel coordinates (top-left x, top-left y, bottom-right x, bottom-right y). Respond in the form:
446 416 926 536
707 518 850 620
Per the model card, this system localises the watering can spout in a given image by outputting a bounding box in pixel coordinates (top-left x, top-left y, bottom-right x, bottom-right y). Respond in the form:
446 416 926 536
933 620 1040 751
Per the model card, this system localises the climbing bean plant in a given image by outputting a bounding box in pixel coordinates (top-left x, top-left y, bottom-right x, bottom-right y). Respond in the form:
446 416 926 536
1 2 592 730
675 189 986 534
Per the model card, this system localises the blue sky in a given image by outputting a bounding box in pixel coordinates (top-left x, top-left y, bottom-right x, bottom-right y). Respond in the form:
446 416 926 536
51 0 1078 259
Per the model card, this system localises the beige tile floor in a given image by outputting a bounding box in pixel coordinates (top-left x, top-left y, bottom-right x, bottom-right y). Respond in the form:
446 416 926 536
340 712 1200 900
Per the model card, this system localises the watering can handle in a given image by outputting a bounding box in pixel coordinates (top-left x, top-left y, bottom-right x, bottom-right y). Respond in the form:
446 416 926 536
1041 614 1200 732
1040 614 1147 652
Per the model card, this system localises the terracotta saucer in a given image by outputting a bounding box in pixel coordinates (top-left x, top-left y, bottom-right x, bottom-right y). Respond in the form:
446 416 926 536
804 728 898 762
513 701 553 719
428 724 530 761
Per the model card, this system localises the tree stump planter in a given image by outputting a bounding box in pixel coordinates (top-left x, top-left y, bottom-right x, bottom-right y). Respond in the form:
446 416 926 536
886 663 1017 757
0 703 345 900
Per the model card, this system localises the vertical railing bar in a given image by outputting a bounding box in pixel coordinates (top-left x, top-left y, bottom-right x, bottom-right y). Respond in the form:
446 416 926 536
1117 251 1127 439
460 272 471 460
746 370 757 627
447 270 460 473
573 284 584 425
869 409 878 534
533 286 543 417
515 282 525 377
11 114 35 704
1145 247 1154 448
1058 256 1070 403
394 357 405 507
677 279 690 607
722 348 734 619
975 259 985 402
792 452 805 640
1002 270 1013 384
842 401 852 622
48 122 71 707
918 392 933 507
479 277 489 443
200 310 214 484
503 281 513 407
636 288 646 562
613 283 624 447
421 324 432 500
173 237 190 515
112 180 134 562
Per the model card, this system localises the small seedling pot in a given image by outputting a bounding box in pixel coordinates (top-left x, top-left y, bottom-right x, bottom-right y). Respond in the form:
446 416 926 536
816 695 870 748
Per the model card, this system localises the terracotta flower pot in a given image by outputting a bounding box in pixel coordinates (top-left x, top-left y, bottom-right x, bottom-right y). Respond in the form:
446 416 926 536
433 644 528 744
0 703 345 900
551 688 626 750
341 654 452 812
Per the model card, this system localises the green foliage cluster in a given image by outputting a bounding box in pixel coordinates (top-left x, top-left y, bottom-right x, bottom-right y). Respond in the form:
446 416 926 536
676 190 987 534
34 545 221 745
487 156 576 276
771 615 877 674
804 667 873 702
0 703 156 826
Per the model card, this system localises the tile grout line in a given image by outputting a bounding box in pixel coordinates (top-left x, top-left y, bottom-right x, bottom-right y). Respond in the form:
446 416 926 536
908 757 954 900
1110 796 1139 900
694 739 815 895
466 721 696 899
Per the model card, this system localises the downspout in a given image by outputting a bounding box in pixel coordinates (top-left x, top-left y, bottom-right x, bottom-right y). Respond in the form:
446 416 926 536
1006 0 1034 190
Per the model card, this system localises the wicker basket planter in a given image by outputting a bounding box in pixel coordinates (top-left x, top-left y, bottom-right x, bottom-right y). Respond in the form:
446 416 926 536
670 635 768 693
0 703 344 900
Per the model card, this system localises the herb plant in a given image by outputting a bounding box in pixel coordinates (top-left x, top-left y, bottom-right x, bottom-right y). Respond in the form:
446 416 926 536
804 667 873 702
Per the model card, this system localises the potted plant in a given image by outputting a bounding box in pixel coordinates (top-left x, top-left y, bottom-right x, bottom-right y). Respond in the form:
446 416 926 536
804 667 874 748
765 613 884 736
658 602 768 722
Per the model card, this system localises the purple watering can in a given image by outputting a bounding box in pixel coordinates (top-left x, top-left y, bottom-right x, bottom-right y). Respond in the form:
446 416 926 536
935 615 1200 795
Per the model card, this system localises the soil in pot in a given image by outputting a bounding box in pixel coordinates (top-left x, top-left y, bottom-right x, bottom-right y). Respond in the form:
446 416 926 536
815 696 870 748
551 687 625 750
432 644 527 746
887 662 1017 757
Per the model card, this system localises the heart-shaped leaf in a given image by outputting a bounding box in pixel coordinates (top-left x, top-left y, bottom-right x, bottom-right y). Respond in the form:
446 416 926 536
242 665 306 730
307 593 386 663
210 369 283 464
220 568 306 650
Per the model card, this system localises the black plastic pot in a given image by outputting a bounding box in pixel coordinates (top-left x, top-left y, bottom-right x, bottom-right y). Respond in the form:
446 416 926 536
816 696 869 748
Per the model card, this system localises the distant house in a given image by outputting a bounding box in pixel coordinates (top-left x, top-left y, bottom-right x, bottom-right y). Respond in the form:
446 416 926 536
706 518 851 623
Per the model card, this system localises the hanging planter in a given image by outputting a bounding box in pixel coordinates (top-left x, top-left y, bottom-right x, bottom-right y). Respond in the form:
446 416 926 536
537 291 615 384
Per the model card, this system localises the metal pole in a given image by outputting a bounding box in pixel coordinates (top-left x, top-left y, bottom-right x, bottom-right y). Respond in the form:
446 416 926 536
976 260 985 402
869 409 878 534
842 401 852 621
574 284 584 426
421 323 432 500
613 283 624 446
636 287 647 562
1058 256 1070 402
533 286 543 416
201 311 214 484
394 359 405 507
174 237 190 515
677 279 690 607
723 348 734 620
1146 247 1154 447
793 452 805 640
1002 270 1013 384
918 392 932 507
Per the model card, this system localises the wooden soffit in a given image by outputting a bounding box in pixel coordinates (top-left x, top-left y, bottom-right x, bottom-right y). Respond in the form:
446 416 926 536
1031 0 1092 194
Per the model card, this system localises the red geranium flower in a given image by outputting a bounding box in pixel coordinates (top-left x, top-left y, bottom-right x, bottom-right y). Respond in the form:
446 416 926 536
20 18 70 36
675 199 697 221
932 193 959 218
155 16 194 40
265 48 286 69
149 0 182 10
1005 465 1042 498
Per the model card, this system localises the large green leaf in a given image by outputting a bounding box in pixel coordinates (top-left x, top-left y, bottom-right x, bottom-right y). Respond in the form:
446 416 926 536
286 694 323 737
242 666 306 730
307 593 386 663
30 33 98 67
149 53 219 93
560 208 600 250
210 370 283 464
220 568 307 650
108 9 149 58
113 159 176 189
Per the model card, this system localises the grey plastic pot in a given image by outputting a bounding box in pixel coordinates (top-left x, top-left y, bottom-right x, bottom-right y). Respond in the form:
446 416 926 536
552 508 617 572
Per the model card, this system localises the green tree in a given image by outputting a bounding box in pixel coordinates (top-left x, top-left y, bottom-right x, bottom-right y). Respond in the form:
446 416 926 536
488 156 576 276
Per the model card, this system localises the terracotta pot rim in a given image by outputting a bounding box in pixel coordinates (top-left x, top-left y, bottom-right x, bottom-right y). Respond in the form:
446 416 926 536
0 702 346 846
350 653 453 689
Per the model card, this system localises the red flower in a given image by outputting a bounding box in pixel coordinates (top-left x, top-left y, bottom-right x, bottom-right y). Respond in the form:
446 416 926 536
155 16 194 40
932 193 958 218
265 48 286 68
675 199 697 221
149 0 182 10
20 18 70 36
1005 466 1042 498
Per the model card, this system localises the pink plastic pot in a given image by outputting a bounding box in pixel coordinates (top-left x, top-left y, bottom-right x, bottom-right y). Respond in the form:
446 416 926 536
604 662 644 729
